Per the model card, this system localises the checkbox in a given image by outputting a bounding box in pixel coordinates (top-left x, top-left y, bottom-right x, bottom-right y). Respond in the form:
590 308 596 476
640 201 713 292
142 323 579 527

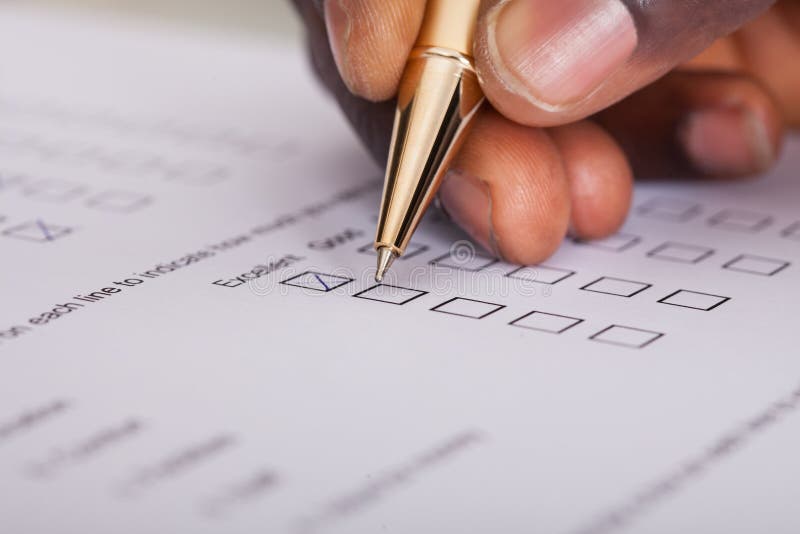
23 179 86 203
86 190 153 213
574 232 640 252
510 311 583 334
280 271 353 292
708 210 773 233
354 284 427 305
581 277 651 298
590 325 664 349
637 197 701 222
723 254 790 276
430 247 497 271
431 297 505 319
647 242 715 264
2 219 73 242
506 265 575 285
357 241 429 260
658 290 730 311
0 172 25 191
782 222 800 242
166 162 229 186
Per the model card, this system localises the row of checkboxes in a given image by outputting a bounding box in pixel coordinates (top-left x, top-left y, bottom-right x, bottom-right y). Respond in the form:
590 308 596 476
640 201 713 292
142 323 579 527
0 101 274 159
280 272 735 349
282 272 663 349
0 174 153 213
571 235 791 275
428 244 784 284
352 243 740 310
0 130 230 186
0 186 154 243
348 279 729 313
358 238 790 277
637 196 800 239
2 178 153 214
507 254 787 286
431 299 663 349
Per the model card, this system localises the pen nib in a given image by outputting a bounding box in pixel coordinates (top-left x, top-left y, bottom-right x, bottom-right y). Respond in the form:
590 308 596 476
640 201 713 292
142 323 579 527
375 247 397 283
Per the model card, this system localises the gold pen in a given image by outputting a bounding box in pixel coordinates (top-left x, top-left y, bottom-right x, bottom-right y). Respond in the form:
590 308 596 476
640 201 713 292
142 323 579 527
374 0 484 281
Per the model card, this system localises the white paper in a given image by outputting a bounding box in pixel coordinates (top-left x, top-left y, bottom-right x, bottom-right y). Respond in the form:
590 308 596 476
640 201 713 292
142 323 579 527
1 6 799 534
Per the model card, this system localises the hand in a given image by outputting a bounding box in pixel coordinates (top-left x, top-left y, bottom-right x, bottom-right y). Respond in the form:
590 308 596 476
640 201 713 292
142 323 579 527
292 0 798 264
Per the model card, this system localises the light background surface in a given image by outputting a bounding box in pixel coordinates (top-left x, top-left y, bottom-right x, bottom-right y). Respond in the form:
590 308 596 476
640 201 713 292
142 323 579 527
21 0 302 39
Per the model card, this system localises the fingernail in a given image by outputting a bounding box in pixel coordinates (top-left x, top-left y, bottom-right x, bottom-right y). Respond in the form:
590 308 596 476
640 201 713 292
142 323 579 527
324 0 353 86
489 0 637 109
439 170 496 255
680 106 775 176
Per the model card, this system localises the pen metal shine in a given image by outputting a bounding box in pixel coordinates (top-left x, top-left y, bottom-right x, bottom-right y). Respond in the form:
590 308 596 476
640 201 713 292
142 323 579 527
374 0 484 281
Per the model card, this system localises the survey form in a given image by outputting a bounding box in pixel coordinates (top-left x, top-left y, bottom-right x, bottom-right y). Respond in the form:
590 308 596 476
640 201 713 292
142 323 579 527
0 6 799 534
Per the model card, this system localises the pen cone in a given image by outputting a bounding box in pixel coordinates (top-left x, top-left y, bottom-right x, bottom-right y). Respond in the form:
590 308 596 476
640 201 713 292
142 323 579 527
375 247 396 283
373 48 484 271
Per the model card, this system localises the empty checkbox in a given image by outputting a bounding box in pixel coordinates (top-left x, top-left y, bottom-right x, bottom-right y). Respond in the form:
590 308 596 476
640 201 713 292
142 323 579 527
86 190 153 213
647 242 715 264
357 241 429 260
0 172 26 191
354 284 427 305
430 246 497 271
637 197 701 222
23 179 86 203
431 298 505 319
280 271 354 292
165 161 229 186
708 210 772 233
574 233 641 252
590 325 664 349
782 222 800 242
658 290 730 311
581 277 651 298
506 265 575 285
510 311 583 334
723 254 790 276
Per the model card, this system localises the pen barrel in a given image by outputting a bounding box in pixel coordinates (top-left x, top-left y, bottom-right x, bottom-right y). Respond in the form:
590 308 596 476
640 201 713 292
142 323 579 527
415 0 481 56
375 48 484 255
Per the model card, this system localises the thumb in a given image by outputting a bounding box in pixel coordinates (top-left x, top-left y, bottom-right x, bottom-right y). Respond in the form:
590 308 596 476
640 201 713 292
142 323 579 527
474 0 777 126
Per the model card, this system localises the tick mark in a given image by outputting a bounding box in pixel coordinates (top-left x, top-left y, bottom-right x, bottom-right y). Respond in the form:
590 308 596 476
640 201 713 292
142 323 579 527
36 219 54 241
314 274 330 291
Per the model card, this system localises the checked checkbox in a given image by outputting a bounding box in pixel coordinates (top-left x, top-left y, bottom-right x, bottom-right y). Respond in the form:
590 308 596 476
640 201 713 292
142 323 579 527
2 219 73 242
280 271 353 293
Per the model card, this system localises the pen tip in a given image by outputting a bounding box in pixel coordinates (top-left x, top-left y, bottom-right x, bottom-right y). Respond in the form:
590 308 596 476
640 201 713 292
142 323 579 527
375 246 397 283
